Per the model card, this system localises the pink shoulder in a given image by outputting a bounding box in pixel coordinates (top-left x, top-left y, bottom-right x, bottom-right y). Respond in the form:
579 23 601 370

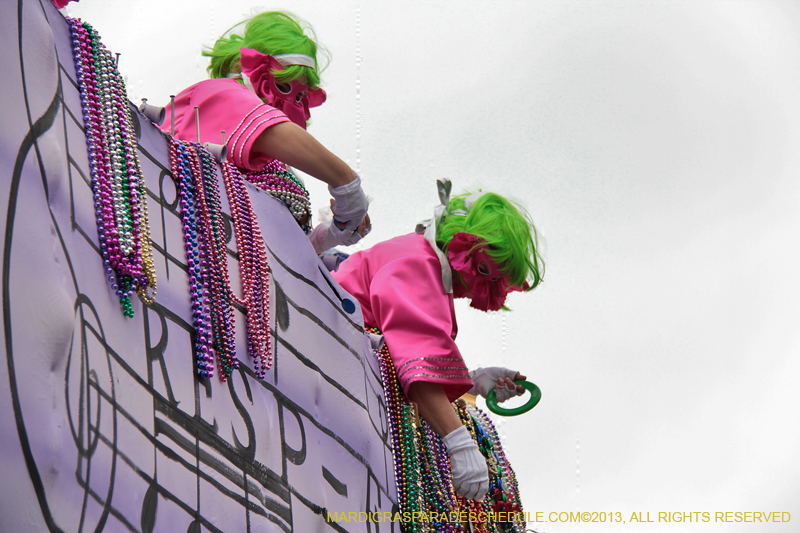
191 79 258 102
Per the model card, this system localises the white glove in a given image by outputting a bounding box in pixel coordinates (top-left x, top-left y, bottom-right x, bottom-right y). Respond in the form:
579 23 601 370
308 218 363 254
329 174 369 230
442 425 489 500
468 367 522 403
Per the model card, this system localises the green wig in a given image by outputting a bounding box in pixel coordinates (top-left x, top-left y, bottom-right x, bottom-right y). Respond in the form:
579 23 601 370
203 11 326 88
436 192 545 291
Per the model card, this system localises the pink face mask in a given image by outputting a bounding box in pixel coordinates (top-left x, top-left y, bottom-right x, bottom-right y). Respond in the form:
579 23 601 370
239 48 327 129
446 233 528 311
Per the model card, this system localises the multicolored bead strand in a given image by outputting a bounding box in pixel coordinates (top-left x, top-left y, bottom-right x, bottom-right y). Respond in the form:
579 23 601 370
378 341 429 532
168 141 277 381
374 328 526 533
454 402 525 533
133 142 158 306
181 142 239 379
68 18 156 317
242 160 312 233
169 141 215 379
221 162 273 378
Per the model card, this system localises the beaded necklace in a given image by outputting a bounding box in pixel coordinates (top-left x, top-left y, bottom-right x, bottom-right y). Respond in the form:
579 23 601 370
242 159 312 233
169 141 276 381
192 146 238 378
169 141 227 379
454 402 525 533
374 328 526 533
221 162 273 378
69 18 157 317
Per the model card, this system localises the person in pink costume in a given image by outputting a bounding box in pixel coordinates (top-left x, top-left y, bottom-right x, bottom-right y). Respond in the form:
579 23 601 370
333 179 545 500
160 11 369 251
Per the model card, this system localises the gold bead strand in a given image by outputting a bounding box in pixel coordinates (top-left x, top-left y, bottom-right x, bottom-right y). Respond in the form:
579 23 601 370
131 137 157 305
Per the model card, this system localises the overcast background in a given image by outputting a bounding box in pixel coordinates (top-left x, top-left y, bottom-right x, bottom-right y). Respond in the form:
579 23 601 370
64 1 800 531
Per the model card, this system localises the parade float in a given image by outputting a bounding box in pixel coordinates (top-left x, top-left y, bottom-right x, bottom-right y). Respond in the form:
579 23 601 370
0 1 529 531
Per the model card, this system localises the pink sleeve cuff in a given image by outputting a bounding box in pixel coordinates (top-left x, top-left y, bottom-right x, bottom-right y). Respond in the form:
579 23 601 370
397 357 473 403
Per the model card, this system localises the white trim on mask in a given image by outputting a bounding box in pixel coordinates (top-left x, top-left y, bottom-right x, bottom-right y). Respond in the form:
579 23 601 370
225 54 315 70
273 53 316 68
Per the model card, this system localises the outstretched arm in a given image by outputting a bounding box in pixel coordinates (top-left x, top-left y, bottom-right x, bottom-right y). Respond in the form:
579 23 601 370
253 121 355 187
407 381 463 437
253 122 369 231
408 381 488 501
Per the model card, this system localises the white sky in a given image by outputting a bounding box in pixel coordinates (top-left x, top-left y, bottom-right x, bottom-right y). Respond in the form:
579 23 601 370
65 1 800 531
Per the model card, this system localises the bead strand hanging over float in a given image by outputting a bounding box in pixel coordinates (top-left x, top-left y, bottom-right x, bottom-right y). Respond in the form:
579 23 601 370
243 159 312 233
221 161 274 378
169 140 239 380
68 18 157 317
375 328 527 533
169 141 218 379
192 145 239 379
168 141 283 381
454 402 525 532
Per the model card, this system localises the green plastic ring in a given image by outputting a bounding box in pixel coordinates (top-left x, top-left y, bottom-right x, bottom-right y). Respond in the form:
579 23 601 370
486 380 541 416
